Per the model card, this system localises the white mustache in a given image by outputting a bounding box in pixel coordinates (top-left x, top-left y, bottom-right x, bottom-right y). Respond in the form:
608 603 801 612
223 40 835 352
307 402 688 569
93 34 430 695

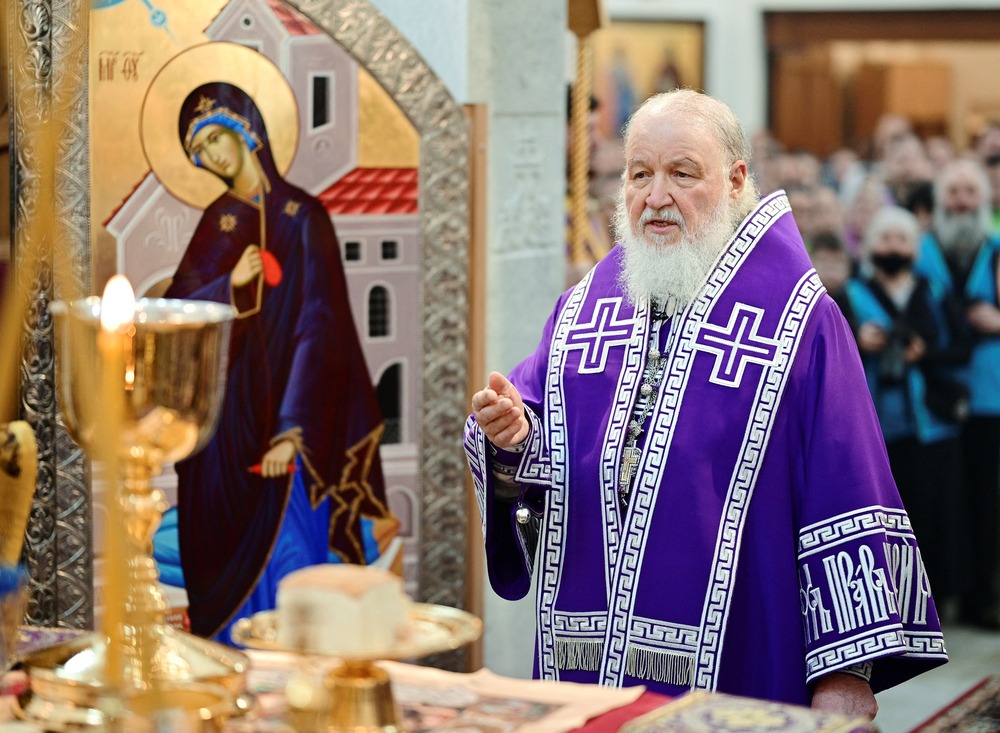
639 207 685 229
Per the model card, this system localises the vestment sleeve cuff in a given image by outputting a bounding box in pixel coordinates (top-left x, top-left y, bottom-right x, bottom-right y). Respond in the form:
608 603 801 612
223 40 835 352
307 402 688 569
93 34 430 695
839 661 873 682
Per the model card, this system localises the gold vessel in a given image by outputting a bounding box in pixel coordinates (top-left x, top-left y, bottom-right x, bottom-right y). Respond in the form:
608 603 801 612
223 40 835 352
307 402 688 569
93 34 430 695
20 295 245 730
233 603 483 733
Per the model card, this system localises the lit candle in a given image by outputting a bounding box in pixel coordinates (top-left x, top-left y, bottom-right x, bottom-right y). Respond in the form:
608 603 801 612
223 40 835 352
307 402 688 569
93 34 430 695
100 275 136 333
98 275 135 690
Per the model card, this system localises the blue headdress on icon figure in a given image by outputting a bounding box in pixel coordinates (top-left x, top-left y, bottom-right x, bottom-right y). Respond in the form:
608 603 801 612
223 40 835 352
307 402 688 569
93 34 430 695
178 83 271 190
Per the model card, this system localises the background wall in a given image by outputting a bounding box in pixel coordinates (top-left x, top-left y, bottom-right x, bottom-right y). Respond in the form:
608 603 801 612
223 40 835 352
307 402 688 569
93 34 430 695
829 40 1000 149
607 0 1000 145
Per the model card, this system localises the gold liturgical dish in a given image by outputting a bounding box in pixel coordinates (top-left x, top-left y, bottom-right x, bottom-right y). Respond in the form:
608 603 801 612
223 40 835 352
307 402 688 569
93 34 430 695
232 603 483 660
233 603 483 733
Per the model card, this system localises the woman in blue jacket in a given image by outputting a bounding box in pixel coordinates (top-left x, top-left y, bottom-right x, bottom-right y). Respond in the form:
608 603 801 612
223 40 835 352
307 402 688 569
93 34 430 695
846 206 972 613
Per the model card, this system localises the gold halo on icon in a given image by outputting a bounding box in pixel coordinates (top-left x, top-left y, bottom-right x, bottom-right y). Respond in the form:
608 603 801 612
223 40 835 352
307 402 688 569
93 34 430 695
140 42 299 210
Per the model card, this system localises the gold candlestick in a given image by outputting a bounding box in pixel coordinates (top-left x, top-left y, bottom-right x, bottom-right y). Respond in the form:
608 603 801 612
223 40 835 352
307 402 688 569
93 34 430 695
97 276 131 694
17 289 248 730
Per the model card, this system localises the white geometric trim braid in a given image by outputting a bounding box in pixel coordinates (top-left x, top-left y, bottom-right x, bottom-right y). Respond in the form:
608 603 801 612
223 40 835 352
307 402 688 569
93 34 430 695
599 191 793 688
515 407 551 487
798 507 912 559
600 298 651 582
804 628 947 682
463 415 490 538
552 612 699 651
693 267 825 691
599 303 700 686
537 265 596 680
631 615 701 654
554 610 608 635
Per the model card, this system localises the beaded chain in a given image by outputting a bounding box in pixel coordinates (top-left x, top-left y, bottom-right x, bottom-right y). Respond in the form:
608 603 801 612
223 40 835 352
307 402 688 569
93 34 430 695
618 300 673 509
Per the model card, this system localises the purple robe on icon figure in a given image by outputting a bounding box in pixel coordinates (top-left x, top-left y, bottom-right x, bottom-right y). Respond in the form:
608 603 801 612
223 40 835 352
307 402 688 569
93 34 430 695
465 90 946 710
164 82 396 641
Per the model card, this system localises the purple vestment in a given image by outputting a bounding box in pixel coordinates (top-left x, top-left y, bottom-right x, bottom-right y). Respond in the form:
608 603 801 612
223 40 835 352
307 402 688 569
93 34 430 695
465 191 947 704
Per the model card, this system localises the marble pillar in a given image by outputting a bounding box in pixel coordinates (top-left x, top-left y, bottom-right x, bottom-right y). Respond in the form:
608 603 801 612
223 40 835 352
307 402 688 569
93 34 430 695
370 0 567 677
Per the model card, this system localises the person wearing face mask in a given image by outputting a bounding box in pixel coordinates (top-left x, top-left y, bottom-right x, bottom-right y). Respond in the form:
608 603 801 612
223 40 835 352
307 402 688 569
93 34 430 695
845 206 972 619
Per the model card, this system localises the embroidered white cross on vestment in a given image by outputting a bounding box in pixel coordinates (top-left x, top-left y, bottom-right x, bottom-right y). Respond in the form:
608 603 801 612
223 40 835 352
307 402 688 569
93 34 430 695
564 298 639 374
693 303 780 388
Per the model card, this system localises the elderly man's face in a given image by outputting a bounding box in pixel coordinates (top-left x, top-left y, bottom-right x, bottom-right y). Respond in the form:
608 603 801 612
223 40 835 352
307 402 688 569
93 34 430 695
942 170 984 215
623 109 734 248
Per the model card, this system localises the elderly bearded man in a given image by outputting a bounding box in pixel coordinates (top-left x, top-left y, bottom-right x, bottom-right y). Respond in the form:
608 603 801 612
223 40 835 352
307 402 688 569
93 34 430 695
916 157 1000 629
465 90 947 718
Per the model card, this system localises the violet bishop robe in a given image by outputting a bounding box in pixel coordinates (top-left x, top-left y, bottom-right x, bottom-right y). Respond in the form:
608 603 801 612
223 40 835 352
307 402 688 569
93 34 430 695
465 191 947 704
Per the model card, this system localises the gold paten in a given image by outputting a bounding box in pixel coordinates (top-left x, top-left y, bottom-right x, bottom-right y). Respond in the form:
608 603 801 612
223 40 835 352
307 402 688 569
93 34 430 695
233 603 483 733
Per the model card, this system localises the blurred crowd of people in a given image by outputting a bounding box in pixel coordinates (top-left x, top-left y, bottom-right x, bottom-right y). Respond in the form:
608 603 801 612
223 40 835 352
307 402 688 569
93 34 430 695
755 114 1000 630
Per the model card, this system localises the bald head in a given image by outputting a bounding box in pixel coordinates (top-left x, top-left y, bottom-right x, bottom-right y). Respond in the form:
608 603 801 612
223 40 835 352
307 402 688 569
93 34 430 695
935 158 991 216
623 90 753 175
933 157 993 258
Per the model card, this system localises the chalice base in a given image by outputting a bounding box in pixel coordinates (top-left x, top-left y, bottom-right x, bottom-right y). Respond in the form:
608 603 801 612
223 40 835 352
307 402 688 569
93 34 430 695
16 626 250 731
325 661 400 733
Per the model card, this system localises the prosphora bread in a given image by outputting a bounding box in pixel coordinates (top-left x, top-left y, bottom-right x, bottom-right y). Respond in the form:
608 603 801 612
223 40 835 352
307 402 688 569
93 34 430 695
276 564 411 656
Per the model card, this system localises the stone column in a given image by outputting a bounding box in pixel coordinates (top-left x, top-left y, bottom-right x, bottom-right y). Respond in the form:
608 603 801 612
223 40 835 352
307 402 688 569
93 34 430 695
468 1 567 377
469 0 567 678
372 0 567 677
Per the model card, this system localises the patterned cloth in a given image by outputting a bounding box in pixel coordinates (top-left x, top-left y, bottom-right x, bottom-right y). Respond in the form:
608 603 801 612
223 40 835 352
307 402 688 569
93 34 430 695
465 191 947 705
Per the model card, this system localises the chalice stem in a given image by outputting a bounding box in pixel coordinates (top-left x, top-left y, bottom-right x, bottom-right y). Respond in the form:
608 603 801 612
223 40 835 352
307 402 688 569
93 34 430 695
118 459 171 690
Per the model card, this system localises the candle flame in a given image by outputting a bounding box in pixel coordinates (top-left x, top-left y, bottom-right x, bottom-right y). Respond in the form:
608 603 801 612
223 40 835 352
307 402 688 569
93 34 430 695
100 275 136 332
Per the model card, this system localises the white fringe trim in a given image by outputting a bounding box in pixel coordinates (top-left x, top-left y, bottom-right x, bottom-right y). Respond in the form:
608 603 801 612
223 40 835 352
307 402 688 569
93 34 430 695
625 647 694 686
555 639 604 671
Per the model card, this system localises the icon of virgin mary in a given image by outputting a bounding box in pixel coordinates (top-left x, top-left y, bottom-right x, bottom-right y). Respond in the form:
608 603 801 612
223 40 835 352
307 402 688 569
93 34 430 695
156 77 398 642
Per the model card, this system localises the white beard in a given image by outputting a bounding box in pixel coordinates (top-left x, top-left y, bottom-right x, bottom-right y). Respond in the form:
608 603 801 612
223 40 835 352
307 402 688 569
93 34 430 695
934 210 987 265
614 193 743 310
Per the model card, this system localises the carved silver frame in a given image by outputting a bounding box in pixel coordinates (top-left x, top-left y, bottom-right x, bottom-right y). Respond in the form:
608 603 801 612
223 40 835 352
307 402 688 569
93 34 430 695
9 0 94 630
9 0 471 640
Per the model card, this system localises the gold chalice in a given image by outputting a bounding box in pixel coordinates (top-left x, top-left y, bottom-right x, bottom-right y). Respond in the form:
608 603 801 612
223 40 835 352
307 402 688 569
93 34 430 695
18 289 247 730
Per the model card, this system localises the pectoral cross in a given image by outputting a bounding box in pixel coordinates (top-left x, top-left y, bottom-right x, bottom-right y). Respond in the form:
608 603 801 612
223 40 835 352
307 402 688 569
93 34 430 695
619 444 641 490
